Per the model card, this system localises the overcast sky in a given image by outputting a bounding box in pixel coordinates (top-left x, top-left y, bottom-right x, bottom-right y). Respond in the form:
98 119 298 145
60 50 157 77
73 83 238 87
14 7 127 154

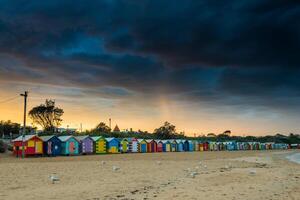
0 1 299 135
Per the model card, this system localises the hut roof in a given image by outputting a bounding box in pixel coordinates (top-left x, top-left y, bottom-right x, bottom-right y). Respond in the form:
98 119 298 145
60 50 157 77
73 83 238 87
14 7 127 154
58 136 75 142
145 139 154 143
12 135 38 142
155 140 162 143
176 139 183 143
106 137 117 142
40 135 57 142
91 136 103 141
161 140 170 144
137 139 146 143
75 135 90 141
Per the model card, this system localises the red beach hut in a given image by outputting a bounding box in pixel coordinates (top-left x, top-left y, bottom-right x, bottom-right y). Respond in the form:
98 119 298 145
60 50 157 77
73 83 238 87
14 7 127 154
146 139 157 152
156 140 163 152
12 135 43 157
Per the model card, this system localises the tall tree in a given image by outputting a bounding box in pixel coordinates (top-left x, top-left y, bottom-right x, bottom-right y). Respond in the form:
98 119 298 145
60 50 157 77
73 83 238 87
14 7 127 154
29 99 64 132
153 121 177 139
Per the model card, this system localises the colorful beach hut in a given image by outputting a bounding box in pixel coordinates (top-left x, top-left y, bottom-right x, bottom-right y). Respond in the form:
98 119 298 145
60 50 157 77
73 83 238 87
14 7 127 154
58 136 80 156
120 138 129 153
138 139 147 153
203 142 209 151
188 140 194 151
193 140 199 151
176 140 184 152
169 140 177 152
75 136 94 154
12 135 43 157
131 138 139 153
156 140 163 152
199 142 204 151
40 135 61 156
106 137 120 153
162 140 171 152
146 139 157 153
91 136 107 154
183 140 190 151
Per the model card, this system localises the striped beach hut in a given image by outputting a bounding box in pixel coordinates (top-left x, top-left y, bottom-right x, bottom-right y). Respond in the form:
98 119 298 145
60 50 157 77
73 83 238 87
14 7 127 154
146 139 157 153
58 136 80 156
106 137 120 153
76 136 94 154
91 136 107 154
138 139 147 153
40 135 61 156
176 140 184 152
131 138 139 153
12 135 43 157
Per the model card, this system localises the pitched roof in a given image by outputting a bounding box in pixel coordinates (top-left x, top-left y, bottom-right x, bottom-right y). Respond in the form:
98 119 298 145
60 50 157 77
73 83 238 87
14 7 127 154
161 140 170 144
106 137 117 142
40 135 56 142
58 136 74 142
12 135 38 142
113 125 120 132
75 135 90 141
137 139 145 143
145 139 153 143
91 136 102 141
176 139 183 143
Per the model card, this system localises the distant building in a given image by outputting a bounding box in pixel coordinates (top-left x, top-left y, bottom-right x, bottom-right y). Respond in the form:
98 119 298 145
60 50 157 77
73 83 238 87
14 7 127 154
56 128 77 134
113 125 120 132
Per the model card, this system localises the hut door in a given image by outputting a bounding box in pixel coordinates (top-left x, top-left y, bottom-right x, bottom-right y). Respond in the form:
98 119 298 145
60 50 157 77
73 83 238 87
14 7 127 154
48 141 52 154
69 142 75 153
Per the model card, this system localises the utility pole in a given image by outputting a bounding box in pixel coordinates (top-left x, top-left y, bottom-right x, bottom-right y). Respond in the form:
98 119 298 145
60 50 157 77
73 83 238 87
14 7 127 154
20 91 28 159
109 118 111 130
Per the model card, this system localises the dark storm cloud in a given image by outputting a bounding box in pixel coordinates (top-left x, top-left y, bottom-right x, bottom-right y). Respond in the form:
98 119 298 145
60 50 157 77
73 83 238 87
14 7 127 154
0 0 299 110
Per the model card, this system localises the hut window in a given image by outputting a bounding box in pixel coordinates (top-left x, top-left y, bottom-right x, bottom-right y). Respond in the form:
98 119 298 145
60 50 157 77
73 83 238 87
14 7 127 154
28 140 34 147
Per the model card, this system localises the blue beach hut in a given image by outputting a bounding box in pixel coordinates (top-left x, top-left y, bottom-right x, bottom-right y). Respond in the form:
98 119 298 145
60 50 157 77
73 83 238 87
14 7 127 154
40 135 62 156
106 137 120 153
138 139 147 153
176 140 184 152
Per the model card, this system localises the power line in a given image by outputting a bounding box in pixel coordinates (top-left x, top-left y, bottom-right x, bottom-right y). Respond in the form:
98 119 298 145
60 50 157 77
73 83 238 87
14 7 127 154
0 95 20 104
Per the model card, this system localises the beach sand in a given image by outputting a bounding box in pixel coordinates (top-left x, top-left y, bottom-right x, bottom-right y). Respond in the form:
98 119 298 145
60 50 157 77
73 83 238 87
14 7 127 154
0 150 299 200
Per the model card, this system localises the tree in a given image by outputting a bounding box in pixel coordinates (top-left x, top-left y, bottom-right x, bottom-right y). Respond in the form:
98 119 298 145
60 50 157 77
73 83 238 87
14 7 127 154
0 120 21 137
29 99 64 133
93 122 111 133
223 130 231 136
153 121 177 139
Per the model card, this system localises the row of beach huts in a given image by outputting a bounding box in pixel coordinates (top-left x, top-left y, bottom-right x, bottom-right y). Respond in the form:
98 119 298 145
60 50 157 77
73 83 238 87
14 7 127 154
12 134 296 157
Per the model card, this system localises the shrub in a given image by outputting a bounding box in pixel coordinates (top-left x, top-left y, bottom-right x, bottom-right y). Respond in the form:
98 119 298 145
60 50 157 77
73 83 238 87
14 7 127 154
0 140 6 153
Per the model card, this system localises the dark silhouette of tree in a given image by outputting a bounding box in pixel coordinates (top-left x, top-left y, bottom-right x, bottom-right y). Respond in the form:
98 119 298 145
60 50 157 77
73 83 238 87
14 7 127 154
93 122 111 133
153 121 177 139
223 130 231 136
29 99 64 133
0 120 20 137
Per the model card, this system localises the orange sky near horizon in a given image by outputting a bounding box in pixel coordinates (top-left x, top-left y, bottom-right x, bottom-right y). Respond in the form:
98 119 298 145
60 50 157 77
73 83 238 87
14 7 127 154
1 89 299 137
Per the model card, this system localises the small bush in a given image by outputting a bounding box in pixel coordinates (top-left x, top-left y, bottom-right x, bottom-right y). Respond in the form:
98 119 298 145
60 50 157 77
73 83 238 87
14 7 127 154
0 140 6 153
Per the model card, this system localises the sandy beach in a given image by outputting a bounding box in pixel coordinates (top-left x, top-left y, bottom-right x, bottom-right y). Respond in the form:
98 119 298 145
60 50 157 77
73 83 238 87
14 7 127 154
0 150 299 200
